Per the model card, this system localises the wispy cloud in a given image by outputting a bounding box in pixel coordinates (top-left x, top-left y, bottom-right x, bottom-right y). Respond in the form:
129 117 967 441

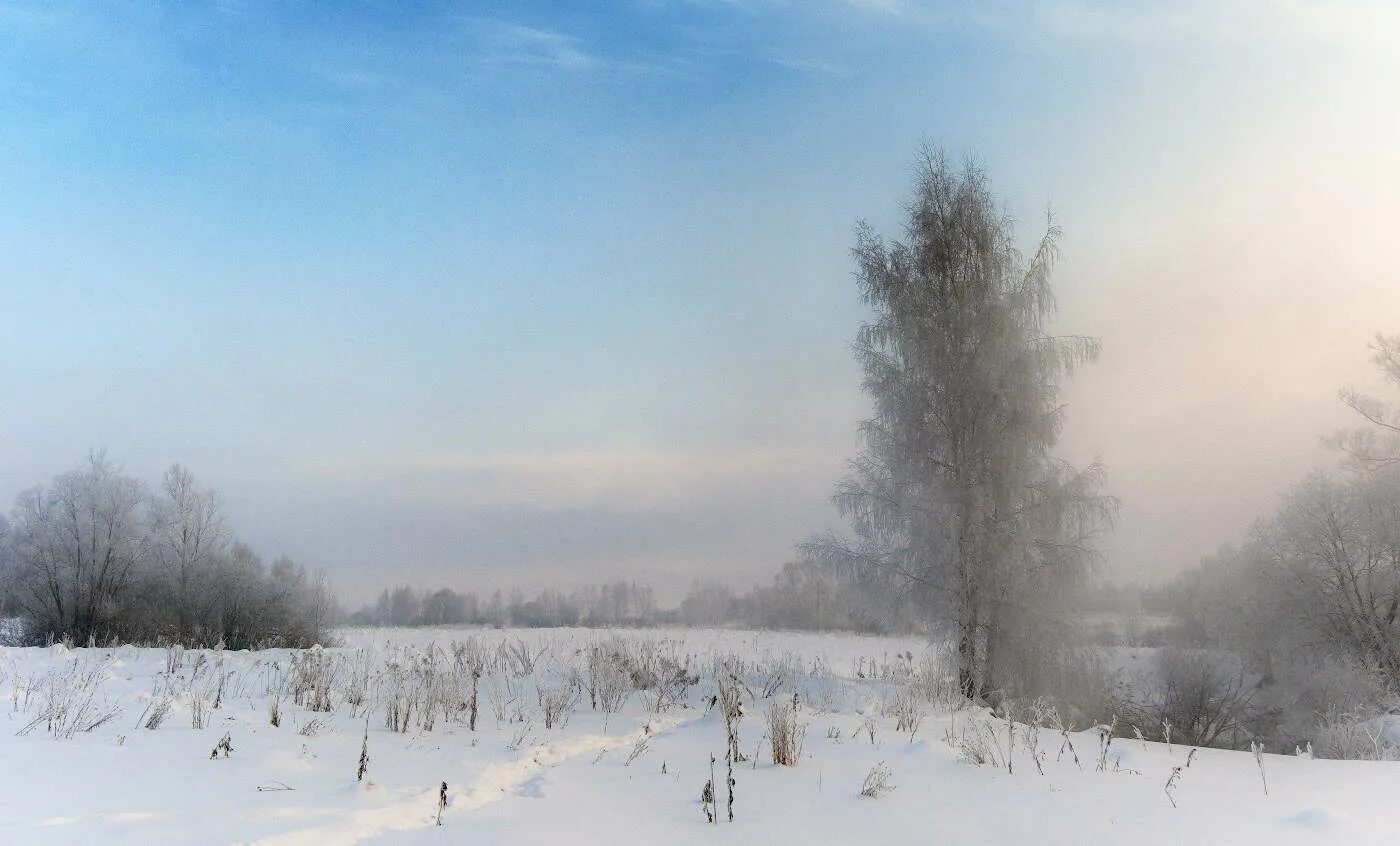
468 21 599 71
764 52 849 76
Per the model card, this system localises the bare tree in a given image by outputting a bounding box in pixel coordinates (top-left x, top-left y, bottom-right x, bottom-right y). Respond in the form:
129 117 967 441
9 452 150 643
1331 334 1400 469
1263 470 1400 687
813 149 1115 700
150 464 229 642
7 455 336 648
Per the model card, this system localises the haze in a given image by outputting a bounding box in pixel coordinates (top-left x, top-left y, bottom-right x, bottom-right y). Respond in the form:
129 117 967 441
3 0 1398 603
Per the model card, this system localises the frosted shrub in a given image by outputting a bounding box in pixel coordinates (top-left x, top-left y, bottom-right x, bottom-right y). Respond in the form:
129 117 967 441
343 649 372 717
17 658 121 739
538 680 580 729
143 692 174 730
860 761 894 798
584 645 633 715
488 673 521 725
289 648 335 713
915 646 963 711
1313 708 1400 761
766 700 806 766
860 714 877 744
644 659 698 714
759 657 794 699
946 714 1005 769
298 716 331 737
190 693 210 729
1132 649 1253 748
885 687 925 741
501 638 542 678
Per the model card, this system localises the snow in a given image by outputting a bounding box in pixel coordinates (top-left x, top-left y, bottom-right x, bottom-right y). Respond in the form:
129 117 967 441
0 627 1397 844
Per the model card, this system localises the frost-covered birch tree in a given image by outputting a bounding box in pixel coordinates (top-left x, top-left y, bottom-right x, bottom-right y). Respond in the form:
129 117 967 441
811 149 1115 700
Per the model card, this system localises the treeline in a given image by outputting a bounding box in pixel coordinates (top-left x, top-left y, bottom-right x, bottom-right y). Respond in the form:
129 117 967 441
0 453 336 648
1112 335 1400 755
348 581 659 629
351 559 923 634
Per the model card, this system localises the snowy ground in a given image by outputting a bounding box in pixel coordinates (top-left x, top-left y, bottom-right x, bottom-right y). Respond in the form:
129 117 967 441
1 627 1397 844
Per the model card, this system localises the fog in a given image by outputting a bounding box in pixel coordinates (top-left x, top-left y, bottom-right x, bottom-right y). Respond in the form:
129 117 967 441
3 1 1399 604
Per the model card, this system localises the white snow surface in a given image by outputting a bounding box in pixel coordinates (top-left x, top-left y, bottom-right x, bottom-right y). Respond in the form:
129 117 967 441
0 626 1396 844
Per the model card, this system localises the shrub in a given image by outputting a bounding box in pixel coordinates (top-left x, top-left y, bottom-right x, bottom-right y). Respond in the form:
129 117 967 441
860 761 894 798
1313 708 1400 760
1144 648 1255 748
766 700 806 766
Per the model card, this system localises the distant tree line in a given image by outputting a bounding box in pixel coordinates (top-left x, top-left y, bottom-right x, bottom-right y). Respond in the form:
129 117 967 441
0 453 336 648
349 559 924 635
348 581 659 629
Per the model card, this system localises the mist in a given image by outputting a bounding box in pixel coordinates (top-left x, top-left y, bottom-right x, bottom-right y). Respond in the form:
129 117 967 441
3 1 1399 598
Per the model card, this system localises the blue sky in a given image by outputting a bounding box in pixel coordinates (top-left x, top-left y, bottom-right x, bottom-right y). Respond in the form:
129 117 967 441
4 1 1399 601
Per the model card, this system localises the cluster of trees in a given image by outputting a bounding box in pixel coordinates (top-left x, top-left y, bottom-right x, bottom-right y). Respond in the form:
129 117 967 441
1152 335 1400 750
801 150 1115 700
1166 336 1400 683
0 453 336 648
348 581 659 629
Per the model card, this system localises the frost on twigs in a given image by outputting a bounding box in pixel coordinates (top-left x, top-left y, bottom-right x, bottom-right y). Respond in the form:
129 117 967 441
860 762 894 798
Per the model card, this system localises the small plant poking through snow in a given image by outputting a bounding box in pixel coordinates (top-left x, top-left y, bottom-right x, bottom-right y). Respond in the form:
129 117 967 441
718 674 746 763
356 718 369 783
886 687 924 742
861 761 894 798
1095 716 1117 772
298 717 330 737
766 700 806 766
701 755 716 824
436 781 448 826
859 714 877 745
1164 766 1183 808
142 692 173 730
210 731 233 759
724 739 737 822
190 694 209 730
625 735 650 767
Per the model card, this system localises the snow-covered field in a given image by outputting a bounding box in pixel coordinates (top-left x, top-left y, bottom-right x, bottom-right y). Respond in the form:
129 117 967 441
1 626 1396 844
